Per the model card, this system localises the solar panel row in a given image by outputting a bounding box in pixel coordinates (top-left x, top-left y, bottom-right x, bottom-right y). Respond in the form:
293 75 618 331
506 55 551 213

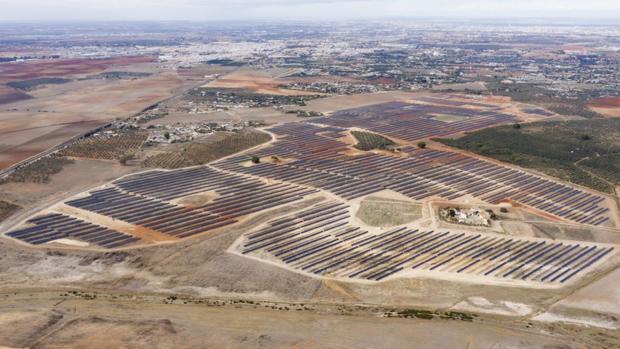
214 123 610 225
7 213 139 248
241 202 614 284
310 101 517 142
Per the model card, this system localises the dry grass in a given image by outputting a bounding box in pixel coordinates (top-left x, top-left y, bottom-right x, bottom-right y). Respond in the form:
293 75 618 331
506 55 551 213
0 200 20 222
356 197 422 227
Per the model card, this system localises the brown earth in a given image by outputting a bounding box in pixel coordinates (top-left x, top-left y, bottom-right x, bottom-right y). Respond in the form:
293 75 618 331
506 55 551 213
0 66 202 169
205 69 322 96
0 291 583 349
588 97 620 117
588 97 620 108
0 56 154 85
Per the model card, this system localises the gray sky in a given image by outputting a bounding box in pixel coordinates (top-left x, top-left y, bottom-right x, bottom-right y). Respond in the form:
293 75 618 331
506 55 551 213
0 0 619 21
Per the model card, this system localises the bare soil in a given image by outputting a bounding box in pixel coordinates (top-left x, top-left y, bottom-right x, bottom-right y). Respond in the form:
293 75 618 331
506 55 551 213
0 291 582 349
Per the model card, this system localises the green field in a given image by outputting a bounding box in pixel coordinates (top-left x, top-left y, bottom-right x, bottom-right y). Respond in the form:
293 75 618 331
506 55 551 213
436 119 620 193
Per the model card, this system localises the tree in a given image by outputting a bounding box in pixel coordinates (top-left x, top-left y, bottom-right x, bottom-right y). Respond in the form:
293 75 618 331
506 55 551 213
417 141 426 149
513 123 522 129
251 156 260 164
164 132 170 140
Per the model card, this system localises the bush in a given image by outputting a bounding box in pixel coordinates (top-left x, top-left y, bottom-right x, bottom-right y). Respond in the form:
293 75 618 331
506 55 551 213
251 156 260 164
417 141 427 149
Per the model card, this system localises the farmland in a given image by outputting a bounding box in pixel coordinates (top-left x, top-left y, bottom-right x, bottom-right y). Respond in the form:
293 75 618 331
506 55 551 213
143 130 271 169
0 56 202 170
59 130 148 161
1 156 74 184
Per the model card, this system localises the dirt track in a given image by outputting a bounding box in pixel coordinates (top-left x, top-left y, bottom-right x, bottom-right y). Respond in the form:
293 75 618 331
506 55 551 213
0 289 588 349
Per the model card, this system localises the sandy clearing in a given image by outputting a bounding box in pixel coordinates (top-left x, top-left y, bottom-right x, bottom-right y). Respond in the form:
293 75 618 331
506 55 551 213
453 296 533 316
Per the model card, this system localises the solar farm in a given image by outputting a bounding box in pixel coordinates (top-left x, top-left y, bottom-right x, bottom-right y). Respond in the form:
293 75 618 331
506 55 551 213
237 201 614 285
2 97 618 288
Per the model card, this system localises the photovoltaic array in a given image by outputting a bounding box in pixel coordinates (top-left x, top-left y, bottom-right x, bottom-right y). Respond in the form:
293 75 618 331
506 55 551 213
8 167 317 247
240 201 614 284
216 122 611 226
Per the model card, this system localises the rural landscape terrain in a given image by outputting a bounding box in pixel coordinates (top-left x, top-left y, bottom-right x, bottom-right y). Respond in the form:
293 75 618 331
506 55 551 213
1 18 620 348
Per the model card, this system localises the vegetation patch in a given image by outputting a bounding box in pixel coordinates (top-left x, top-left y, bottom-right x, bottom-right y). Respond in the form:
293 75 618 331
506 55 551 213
1 156 74 184
86 71 151 80
0 200 21 222
387 309 475 322
7 77 71 91
351 131 396 151
436 119 620 193
59 129 148 161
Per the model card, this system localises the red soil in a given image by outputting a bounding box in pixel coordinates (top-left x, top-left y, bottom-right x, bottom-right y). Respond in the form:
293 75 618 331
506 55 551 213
0 56 154 84
588 97 620 108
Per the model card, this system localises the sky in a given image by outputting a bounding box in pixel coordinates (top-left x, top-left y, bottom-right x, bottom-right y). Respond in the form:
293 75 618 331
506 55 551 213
0 0 619 21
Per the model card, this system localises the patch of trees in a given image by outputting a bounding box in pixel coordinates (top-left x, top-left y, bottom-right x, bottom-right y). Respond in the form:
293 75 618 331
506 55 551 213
436 118 620 193
351 131 396 151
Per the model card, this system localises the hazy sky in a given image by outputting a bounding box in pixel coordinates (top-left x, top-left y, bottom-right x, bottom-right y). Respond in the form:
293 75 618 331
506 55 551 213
1 0 619 21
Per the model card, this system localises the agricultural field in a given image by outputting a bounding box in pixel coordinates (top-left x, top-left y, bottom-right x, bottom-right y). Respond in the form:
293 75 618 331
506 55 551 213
143 130 271 169
436 119 620 193
351 130 396 151
59 130 148 161
0 156 74 184
0 57 205 170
